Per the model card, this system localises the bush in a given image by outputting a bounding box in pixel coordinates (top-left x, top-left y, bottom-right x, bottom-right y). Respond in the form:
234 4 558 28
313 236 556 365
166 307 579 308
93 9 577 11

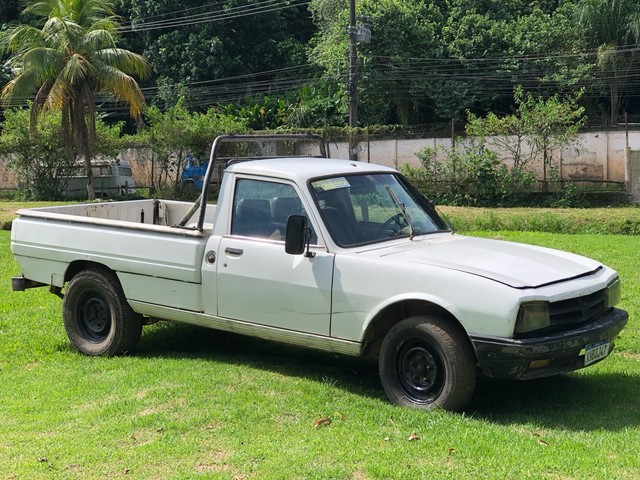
0 108 73 200
404 141 536 206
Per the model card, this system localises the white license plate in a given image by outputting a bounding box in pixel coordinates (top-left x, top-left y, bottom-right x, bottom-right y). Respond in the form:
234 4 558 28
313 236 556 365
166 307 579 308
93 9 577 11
584 340 611 366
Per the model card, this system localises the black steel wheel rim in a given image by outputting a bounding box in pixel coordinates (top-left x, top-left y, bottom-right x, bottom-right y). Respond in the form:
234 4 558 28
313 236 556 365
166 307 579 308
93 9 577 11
396 339 445 404
76 291 111 341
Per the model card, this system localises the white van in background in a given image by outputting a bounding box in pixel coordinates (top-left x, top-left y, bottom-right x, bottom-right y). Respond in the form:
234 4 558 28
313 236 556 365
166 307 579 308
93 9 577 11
64 160 136 199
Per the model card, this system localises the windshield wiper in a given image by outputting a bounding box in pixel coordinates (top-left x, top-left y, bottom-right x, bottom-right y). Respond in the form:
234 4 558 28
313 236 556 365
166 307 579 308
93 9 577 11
386 186 417 240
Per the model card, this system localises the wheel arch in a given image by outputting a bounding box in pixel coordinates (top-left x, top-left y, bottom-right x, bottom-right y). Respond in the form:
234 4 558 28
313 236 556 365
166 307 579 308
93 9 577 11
361 298 476 359
65 260 117 285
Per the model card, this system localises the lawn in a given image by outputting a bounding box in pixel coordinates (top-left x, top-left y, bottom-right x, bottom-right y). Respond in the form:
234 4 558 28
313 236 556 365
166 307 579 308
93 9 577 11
1 224 639 478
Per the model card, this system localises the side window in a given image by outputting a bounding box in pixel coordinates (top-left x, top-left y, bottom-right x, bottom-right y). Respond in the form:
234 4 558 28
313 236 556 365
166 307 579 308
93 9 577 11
231 178 317 242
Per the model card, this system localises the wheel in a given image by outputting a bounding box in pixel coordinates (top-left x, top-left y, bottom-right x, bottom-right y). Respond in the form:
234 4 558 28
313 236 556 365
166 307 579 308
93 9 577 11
63 268 142 356
379 316 476 411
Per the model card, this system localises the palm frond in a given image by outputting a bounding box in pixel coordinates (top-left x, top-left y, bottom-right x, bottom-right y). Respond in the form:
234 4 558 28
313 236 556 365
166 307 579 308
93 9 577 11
94 48 151 79
1 25 46 54
1 67 48 106
30 78 55 134
74 0 117 28
80 28 118 52
44 75 73 111
60 52 94 86
22 47 65 75
89 17 120 35
23 0 63 19
94 64 146 117
43 16 83 50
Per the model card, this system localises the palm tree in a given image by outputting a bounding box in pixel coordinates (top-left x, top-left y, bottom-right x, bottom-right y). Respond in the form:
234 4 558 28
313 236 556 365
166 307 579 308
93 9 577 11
1 0 150 199
577 0 640 124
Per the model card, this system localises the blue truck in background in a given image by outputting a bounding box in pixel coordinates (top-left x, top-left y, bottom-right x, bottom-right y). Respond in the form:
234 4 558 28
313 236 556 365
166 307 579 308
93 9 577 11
181 153 225 193
181 154 207 190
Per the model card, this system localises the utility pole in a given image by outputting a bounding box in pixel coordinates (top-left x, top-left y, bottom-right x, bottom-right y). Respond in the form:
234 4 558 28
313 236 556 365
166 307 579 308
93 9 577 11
348 0 358 160
347 1 371 161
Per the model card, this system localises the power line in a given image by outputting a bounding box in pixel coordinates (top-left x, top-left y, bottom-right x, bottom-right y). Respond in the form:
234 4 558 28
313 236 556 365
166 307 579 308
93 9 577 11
118 0 311 33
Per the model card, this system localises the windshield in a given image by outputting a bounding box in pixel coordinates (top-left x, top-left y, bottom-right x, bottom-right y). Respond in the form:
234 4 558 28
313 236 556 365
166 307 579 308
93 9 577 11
310 173 448 247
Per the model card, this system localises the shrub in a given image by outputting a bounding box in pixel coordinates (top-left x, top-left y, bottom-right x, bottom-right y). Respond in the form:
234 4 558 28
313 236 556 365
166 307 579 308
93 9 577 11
405 141 536 206
0 108 72 200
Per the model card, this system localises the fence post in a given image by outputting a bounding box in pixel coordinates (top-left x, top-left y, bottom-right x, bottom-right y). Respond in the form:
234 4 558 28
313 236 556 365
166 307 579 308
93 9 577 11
626 147 640 204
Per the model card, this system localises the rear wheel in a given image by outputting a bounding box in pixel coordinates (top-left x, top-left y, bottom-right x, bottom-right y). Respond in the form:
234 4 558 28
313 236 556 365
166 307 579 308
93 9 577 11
63 268 142 356
379 316 476 411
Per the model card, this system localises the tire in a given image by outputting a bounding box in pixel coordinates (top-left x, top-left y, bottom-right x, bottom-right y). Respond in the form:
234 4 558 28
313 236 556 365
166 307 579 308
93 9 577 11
379 316 476 412
63 268 142 356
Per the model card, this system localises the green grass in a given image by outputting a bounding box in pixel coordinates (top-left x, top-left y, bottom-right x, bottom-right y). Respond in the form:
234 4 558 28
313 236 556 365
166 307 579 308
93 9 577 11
4 202 640 235
440 205 640 235
1 227 640 478
0 201 70 230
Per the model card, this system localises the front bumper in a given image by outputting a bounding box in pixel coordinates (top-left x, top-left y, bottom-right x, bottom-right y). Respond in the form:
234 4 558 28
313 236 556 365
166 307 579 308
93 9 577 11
470 307 628 380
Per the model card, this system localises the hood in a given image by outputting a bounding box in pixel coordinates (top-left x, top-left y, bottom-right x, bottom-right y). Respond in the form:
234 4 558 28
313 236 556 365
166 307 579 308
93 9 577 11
375 234 602 289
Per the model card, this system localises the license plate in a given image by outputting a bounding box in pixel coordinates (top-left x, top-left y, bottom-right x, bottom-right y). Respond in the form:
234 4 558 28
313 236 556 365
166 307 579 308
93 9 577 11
584 339 611 366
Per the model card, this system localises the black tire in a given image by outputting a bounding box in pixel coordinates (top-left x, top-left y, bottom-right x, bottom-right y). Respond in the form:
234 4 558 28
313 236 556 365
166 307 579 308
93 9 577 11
63 268 142 356
379 316 476 412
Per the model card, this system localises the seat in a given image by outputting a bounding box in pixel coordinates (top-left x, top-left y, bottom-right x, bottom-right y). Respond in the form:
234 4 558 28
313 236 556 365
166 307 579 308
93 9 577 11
322 206 358 246
232 198 273 238
270 196 302 223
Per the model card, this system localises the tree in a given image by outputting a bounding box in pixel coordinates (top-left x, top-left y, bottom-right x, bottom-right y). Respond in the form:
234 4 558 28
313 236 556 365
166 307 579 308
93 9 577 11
0 106 126 199
576 0 640 123
119 0 314 110
466 86 586 182
141 98 246 196
308 0 585 125
0 0 150 199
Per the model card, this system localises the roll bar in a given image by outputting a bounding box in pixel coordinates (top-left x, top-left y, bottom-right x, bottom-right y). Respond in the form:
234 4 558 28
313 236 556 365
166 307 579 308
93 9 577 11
177 134 329 230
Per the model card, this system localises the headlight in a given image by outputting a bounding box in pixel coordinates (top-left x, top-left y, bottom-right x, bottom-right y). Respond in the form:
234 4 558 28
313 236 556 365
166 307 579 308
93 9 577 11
515 301 550 335
607 278 621 308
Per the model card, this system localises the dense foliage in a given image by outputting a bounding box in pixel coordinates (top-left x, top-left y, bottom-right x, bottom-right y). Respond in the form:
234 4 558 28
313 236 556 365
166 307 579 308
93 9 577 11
401 88 597 207
1 0 639 203
140 98 246 197
0 0 150 199
0 108 125 200
2 0 640 126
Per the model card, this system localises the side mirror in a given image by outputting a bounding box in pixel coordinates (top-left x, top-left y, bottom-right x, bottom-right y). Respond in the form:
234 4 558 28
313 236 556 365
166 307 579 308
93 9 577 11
285 215 315 257
285 215 307 255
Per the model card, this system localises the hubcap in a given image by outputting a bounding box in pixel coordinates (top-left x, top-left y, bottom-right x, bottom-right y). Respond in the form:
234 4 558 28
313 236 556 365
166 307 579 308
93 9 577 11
397 341 444 403
77 293 110 341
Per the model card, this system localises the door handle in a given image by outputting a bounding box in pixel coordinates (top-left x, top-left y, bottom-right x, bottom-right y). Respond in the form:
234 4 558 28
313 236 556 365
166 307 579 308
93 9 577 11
225 247 244 256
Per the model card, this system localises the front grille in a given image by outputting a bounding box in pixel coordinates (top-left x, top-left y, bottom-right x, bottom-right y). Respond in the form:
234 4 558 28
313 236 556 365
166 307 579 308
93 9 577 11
549 288 608 329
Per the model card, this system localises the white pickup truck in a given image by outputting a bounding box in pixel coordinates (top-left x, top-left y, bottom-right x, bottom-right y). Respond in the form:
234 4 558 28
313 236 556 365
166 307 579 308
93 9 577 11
11 135 628 411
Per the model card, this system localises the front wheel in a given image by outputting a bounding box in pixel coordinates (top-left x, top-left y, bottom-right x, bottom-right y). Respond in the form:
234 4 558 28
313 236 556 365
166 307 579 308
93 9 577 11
379 316 476 412
63 268 142 356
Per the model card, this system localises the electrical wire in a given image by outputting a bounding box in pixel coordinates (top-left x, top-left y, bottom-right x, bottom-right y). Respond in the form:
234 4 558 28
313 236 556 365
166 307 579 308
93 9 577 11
118 0 311 33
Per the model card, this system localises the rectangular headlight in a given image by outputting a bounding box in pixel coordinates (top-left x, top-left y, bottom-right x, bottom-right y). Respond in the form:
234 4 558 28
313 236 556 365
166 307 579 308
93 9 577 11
515 301 550 335
607 278 622 308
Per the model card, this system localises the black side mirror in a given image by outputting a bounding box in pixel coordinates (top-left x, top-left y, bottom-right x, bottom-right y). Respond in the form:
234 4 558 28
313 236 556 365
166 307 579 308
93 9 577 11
285 215 315 257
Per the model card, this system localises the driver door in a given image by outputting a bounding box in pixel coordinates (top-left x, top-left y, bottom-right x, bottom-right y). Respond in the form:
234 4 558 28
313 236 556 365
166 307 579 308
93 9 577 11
214 178 334 336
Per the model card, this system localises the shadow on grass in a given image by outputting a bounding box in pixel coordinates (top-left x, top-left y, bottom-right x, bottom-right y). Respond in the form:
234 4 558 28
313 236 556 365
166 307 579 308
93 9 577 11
135 321 384 401
469 372 640 431
135 321 639 431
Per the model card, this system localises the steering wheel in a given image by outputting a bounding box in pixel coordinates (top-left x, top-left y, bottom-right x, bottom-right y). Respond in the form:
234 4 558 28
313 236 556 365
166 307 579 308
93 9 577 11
377 213 406 236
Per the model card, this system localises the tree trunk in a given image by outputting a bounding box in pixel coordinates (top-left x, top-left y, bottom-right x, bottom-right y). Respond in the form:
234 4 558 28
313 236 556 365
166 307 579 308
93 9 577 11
84 151 95 200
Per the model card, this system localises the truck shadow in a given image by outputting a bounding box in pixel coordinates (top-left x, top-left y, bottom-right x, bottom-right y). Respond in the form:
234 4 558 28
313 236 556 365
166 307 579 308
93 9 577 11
136 322 383 401
137 322 640 431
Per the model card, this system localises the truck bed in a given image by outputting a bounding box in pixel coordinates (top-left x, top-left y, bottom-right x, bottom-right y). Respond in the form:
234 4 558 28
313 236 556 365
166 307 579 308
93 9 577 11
11 199 217 312
14 199 216 232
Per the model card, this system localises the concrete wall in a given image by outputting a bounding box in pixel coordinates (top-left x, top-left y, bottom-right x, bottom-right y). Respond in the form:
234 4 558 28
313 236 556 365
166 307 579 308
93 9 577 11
343 131 629 183
1 129 637 190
